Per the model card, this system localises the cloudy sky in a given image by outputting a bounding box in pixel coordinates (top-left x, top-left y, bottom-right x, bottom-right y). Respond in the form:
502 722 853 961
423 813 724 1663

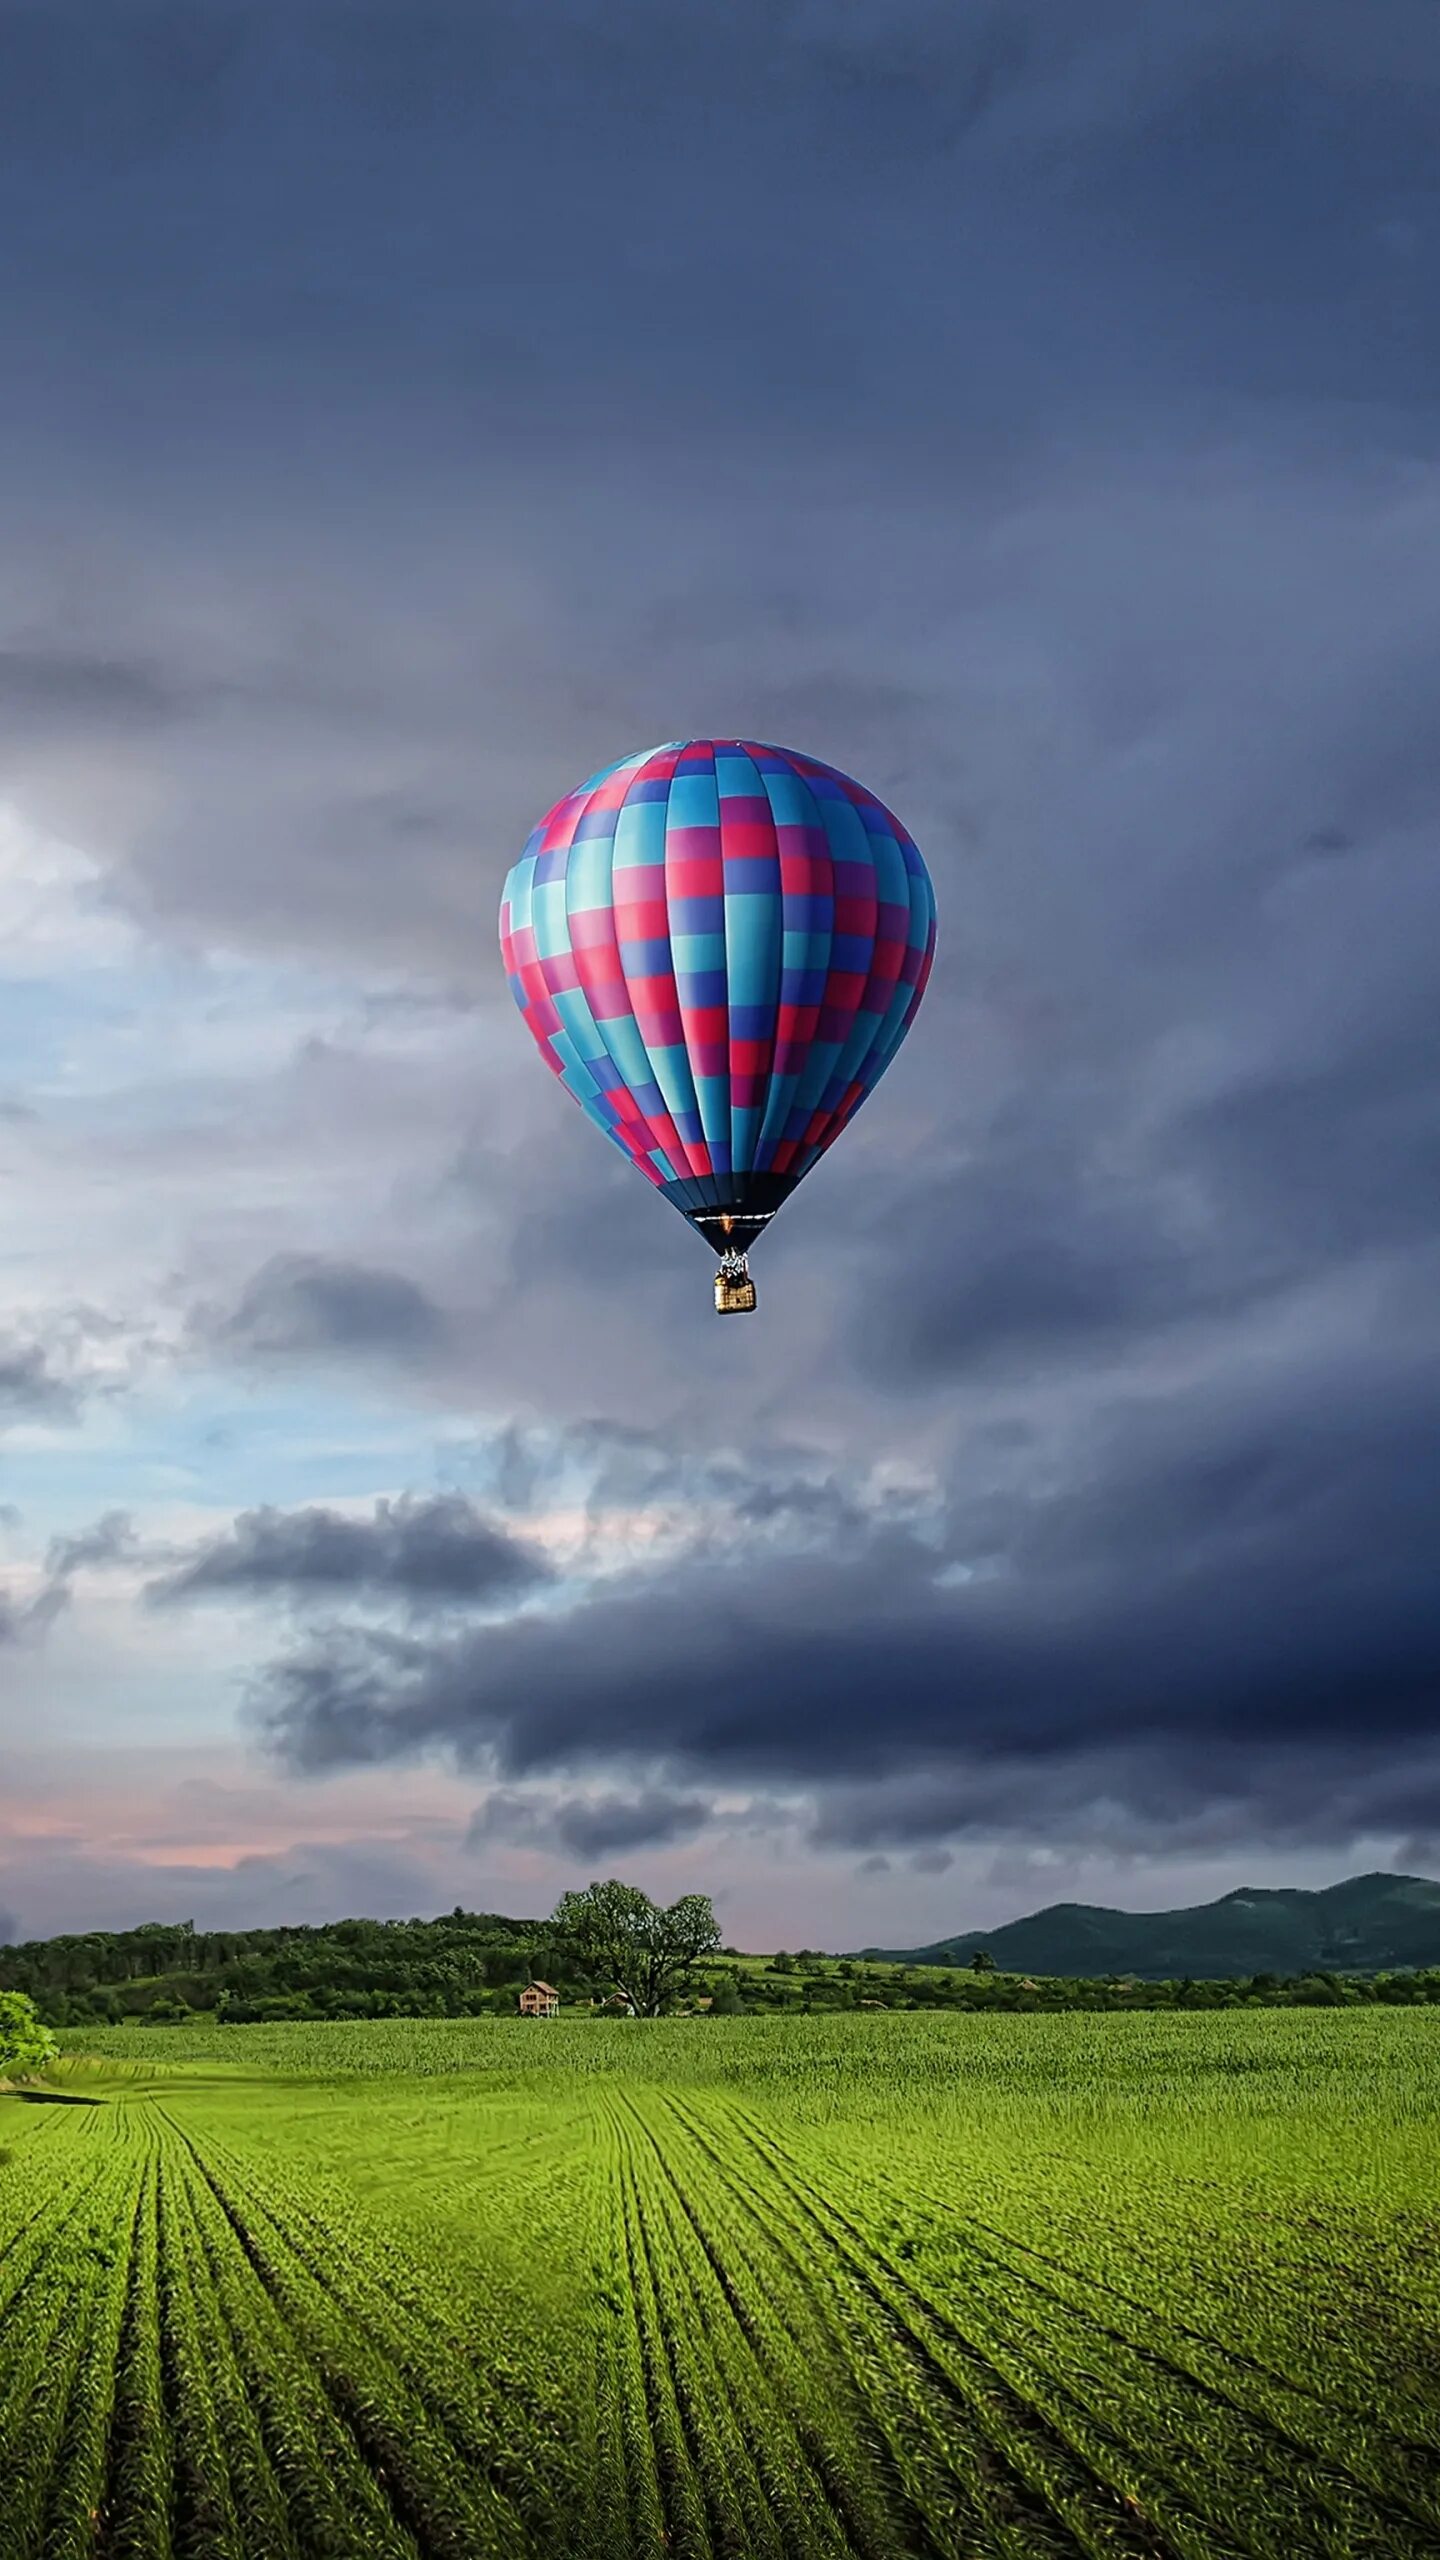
2 0 1439 1950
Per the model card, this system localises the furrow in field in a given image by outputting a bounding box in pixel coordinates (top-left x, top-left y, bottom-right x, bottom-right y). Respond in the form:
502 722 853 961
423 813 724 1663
153 2132 247 2560
919 2201 1440 2544
730 2104 1440 2560
40 2154 143 2560
173 2118 533 2560
613 2098 715 2558
957 2200 1440 2439
0 2153 117 2457
837 2155 1440 2488
736 2110 1440 2554
612 2089 891 2560
0 2120 122 2326
179 2134 424 2560
577 2102 633 2558
664 2183 916 2558
97 2129 175 2560
164 2109 559 2550
163 2147 301 2560
0 2199 111 2558
587 2098 667 2560
656 2090 1080 2560
678 2093 1208 2560
728 2105 1297 2560
614 2090 816 2560
611 2096 908 2555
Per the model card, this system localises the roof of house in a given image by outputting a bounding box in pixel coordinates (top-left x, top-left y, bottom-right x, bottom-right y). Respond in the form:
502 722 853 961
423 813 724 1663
525 1981 558 1995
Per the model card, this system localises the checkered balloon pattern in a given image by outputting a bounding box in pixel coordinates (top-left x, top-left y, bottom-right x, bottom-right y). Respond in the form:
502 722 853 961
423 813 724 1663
499 739 936 1248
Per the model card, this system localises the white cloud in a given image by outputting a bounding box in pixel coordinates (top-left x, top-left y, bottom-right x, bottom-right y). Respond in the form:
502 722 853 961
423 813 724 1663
0 801 137 975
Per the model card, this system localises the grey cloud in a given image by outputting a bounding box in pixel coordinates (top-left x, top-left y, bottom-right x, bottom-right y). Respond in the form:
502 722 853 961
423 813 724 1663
252 1337 1440 1858
0 648 184 735
44 1511 137 1578
1174 1005 1440 1269
0 1580 70 1646
812 1743 1440 1864
209 1255 448 1363
151 1494 549 1612
459 1416 933 1555
853 1130 1194 1385
468 1788 710 1861
0 1505 130 1645
0 1342 78 1423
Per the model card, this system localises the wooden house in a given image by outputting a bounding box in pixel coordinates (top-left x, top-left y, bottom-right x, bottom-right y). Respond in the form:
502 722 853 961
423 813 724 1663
518 1981 559 2018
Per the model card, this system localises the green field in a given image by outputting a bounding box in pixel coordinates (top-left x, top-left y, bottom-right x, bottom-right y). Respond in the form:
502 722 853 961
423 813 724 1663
3 2011 1438 2559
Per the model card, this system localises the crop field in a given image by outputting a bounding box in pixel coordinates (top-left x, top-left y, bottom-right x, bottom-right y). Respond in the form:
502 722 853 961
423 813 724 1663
3 2012 1439 2559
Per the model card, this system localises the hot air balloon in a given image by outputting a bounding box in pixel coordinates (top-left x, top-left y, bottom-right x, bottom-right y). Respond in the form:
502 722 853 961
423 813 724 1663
499 739 935 1312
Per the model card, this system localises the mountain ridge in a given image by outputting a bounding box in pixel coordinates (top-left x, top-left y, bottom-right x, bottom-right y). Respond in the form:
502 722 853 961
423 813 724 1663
855 1870 1440 1978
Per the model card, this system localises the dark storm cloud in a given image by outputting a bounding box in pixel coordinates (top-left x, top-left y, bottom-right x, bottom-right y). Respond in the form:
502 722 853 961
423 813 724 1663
846 813 1440 1391
813 1745 1440 1862
151 1494 548 1612
468 1789 711 1861
254 1337 1440 1849
208 1255 447 1363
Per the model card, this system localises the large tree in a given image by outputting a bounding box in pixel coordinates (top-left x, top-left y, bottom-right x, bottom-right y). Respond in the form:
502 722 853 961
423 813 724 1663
0 1991 58 2080
551 1880 720 2017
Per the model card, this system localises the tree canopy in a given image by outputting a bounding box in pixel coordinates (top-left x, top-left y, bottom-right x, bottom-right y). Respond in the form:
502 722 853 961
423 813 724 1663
550 1880 720 2017
0 1990 58 2078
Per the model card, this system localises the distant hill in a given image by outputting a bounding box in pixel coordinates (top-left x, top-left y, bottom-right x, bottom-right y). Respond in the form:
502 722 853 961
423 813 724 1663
857 1871 1440 1979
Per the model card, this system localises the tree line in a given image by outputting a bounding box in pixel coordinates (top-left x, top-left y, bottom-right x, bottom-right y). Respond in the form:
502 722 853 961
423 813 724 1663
5 1894 1440 2026
0 1885 718 2024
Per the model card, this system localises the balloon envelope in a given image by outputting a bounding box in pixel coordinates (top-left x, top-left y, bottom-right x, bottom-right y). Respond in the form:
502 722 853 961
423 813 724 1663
500 739 935 1259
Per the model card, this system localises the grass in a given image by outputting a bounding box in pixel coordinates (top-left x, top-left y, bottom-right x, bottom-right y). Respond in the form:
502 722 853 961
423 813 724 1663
2 2009 1437 2557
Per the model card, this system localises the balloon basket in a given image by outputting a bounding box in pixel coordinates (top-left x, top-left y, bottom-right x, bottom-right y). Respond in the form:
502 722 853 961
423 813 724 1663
714 1252 757 1316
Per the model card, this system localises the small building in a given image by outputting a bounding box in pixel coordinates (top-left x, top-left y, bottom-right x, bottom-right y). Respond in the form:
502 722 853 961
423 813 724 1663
518 1981 559 2018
